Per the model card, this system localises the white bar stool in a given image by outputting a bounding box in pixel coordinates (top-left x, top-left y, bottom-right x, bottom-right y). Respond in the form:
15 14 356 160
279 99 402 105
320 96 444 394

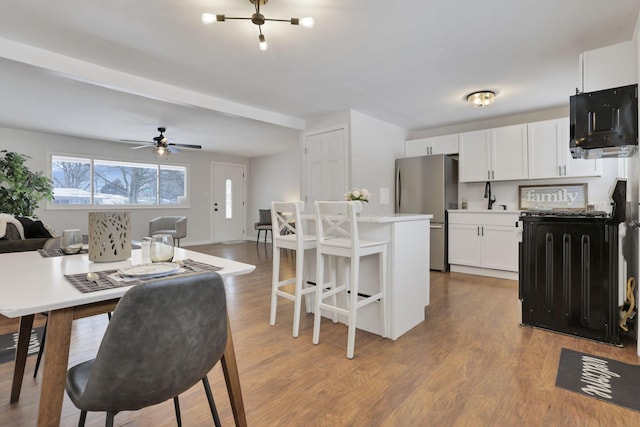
270 201 317 337
312 201 388 359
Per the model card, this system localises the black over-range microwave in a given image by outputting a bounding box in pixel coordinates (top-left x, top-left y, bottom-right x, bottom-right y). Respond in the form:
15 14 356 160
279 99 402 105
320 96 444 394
570 83 638 159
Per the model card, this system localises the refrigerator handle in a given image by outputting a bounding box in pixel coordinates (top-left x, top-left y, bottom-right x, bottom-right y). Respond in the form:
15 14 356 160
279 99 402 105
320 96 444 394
395 166 401 211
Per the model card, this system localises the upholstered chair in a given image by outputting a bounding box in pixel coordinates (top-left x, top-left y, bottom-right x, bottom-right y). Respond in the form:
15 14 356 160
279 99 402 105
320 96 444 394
149 216 187 246
65 271 227 427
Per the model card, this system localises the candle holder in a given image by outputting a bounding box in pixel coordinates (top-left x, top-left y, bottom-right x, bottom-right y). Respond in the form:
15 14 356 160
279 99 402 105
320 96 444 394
88 211 131 262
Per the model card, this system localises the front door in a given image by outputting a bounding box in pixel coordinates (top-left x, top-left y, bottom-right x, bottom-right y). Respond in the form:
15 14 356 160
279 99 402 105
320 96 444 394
212 162 245 242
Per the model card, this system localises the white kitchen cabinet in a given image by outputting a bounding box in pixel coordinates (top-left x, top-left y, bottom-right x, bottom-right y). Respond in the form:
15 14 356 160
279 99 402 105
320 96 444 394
405 134 458 157
528 118 601 179
459 124 528 182
448 224 482 267
448 211 520 279
579 41 637 93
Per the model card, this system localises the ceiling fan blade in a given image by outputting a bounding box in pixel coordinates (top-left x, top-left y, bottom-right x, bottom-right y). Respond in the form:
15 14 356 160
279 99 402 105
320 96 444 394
130 144 153 150
120 139 153 144
168 146 180 154
169 143 202 149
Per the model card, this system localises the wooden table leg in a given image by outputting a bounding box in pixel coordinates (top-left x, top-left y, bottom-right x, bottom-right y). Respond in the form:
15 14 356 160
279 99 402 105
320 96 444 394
220 316 247 427
10 314 35 403
37 308 74 427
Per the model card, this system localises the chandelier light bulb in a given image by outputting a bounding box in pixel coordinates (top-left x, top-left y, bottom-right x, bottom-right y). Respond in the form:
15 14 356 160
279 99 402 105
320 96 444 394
201 13 216 24
299 17 314 28
258 34 268 51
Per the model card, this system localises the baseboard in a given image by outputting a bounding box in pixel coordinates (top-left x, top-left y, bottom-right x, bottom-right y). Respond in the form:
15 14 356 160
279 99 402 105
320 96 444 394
450 265 518 280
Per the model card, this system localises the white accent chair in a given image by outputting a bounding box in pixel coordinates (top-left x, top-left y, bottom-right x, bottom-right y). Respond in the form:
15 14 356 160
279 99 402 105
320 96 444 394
313 201 388 359
270 201 316 337
149 216 187 247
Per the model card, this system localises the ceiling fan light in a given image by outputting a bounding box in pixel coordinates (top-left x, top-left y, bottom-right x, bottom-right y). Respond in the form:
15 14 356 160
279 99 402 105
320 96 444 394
298 17 314 28
201 13 216 24
153 145 168 158
467 91 495 107
258 34 268 51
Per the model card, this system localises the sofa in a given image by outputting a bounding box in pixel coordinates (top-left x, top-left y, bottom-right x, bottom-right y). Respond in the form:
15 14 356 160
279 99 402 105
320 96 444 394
0 214 57 254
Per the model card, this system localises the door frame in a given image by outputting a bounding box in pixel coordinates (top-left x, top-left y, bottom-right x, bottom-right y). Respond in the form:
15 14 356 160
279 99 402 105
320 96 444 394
211 161 247 243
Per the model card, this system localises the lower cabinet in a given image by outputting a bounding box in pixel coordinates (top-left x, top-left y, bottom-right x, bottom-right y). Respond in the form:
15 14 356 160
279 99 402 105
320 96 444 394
448 211 520 278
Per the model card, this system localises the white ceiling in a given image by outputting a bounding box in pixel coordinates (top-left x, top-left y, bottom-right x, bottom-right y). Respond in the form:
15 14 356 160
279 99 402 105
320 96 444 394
0 0 638 158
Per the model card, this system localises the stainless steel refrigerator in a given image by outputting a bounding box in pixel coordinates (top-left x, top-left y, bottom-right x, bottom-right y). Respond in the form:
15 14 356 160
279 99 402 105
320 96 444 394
395 154 458 271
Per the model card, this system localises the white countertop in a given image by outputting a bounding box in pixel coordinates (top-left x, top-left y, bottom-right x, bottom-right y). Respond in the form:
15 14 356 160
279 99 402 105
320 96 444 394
448 209 521 214
302 213 432 223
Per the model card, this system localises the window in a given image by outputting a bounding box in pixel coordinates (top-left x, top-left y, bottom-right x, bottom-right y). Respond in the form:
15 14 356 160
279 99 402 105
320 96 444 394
51 155 187 207
225 178 232 219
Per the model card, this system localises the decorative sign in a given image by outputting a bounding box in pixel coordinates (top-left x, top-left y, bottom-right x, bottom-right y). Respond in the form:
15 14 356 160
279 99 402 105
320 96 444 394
519 184 588 211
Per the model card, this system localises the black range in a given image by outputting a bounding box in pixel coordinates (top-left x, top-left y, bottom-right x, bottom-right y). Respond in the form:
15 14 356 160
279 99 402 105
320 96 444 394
518 180 626 345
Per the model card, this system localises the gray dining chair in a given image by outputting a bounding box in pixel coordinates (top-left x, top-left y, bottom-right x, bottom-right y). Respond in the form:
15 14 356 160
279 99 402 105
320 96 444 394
149 216 187 246
65 271 228 427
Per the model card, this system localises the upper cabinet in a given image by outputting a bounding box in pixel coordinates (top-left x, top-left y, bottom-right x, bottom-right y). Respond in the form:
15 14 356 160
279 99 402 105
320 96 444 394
459 124 528 182
405 134 458 157
579 41 637 93
528 118 601 179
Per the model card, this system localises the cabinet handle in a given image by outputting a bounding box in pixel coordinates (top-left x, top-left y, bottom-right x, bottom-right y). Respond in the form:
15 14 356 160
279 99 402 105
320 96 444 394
477 226 480 236
558 166 561 176
491 170 495 180
563 165 566 176
487 171 490 180
481 226 484 236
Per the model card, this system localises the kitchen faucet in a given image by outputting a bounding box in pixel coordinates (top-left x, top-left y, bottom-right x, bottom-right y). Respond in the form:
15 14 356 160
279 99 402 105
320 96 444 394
484 181 496 210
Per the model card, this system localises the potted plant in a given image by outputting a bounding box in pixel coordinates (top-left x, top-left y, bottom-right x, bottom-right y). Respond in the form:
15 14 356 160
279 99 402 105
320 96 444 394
0 150 54 217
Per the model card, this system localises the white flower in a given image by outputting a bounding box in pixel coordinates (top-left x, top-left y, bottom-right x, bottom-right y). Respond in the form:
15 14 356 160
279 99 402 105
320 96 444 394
344 188 369 202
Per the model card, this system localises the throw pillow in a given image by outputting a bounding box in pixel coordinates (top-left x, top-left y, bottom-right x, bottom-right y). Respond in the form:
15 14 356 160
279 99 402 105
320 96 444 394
258 209 272 225
16 216 53 239
3 223 22 240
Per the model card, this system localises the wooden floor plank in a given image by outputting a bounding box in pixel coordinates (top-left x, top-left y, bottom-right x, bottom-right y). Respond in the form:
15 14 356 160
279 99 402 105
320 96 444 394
0 241 638 426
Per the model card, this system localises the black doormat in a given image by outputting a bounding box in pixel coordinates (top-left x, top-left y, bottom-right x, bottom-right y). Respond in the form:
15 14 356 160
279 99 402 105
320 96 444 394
0 327 44 364
555 348 640 412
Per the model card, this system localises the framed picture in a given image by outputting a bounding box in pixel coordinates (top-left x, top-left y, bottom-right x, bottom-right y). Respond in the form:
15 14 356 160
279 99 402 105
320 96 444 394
518 183 588 211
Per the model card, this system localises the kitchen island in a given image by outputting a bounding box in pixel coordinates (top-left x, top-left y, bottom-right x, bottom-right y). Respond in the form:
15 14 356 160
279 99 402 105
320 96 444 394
303 213 432 340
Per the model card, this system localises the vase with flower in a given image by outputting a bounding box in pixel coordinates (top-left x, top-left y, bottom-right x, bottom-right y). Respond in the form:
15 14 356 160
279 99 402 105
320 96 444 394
344 188 370 215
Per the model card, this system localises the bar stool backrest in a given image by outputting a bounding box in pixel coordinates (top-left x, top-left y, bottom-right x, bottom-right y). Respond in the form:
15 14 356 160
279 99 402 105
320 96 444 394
314 201 362 247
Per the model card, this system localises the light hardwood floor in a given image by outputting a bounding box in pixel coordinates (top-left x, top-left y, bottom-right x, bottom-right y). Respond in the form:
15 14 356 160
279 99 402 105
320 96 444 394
1 242 638 426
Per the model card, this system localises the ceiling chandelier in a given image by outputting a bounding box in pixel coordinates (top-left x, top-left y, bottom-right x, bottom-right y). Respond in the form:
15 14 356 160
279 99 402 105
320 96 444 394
467 91 496 107
201 0 314 51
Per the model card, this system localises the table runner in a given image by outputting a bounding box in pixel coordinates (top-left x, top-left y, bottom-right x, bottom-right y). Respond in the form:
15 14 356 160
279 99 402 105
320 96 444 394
38 248 89 258
64 259 223 293
39 243 141 258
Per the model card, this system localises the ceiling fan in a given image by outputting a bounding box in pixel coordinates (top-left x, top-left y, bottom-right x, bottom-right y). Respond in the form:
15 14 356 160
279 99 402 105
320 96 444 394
121 127 202 156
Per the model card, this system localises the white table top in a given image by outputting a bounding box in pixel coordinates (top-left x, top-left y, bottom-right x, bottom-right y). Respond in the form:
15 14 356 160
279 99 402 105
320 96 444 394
0 248 256 318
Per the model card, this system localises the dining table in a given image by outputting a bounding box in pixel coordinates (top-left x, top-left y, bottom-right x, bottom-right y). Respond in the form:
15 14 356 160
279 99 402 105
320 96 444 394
0 246 255 427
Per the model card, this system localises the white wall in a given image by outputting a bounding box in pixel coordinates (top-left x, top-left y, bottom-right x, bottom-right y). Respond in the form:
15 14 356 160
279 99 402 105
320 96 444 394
247 147 301 240
0 126 249 245
301 109 406 215
350 110 405 214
